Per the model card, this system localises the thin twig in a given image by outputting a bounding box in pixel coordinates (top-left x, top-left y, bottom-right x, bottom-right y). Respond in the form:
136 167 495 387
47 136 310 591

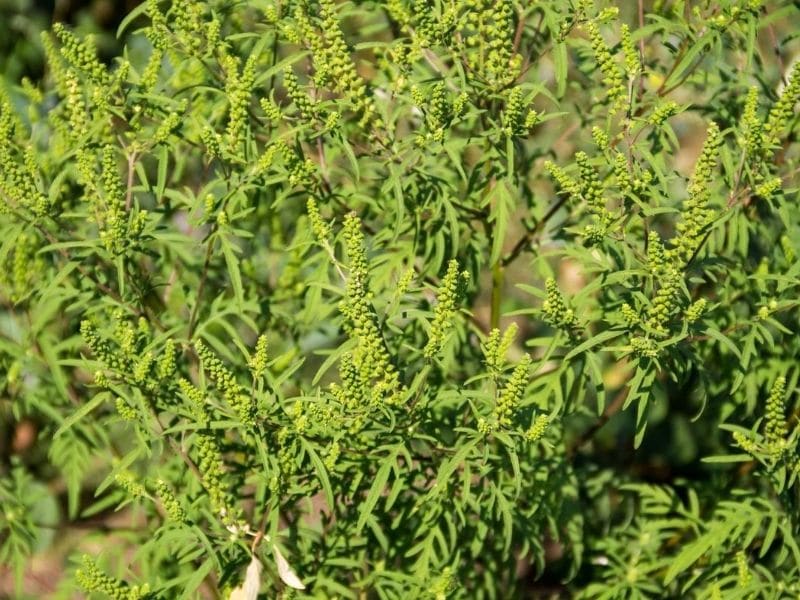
501 193 569 267
187 232 217 339
567 385 629 459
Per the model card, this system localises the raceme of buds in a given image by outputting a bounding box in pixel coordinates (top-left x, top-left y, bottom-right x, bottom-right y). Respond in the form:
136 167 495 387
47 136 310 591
196 339 254 426
492 353 532 428
764 376 787 451
223 52 257 149
75 555 149 600
483 323 519 375
740 86 762 156
684 298 707 324
248 334 269 380
153 479 186 523
424 259 469 359
645 268 682 337
763 62 800 152
545 160 581 202
542 278 580 334
649 101 679 126
620 24 640 79
284 69 317 120
586 21 625 113
672 122 721 265
340 213 403 404
307 197 332 243
525 414 550 443
462 0 520 89
52 23 109 86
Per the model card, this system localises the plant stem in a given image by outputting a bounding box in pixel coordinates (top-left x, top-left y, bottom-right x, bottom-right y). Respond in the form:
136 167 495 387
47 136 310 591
491 261 503 330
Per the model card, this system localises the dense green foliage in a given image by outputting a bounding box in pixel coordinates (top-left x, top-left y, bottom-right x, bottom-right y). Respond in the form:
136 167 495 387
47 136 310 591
1 0 799 597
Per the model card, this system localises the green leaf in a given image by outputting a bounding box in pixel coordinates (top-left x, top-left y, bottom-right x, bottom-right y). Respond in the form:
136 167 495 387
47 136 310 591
664 530 716 585
356 448 397 533
218 232 244 310
554 41 568 97
301 439 334 511
55 392 109 437
564 329 624 361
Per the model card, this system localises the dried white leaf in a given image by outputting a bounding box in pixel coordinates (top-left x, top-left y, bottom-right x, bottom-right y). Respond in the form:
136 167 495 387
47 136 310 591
273 543 306 590
229 555 262 600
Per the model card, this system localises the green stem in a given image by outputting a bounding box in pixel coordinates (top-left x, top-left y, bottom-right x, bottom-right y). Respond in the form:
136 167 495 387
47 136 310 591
491 261 503 330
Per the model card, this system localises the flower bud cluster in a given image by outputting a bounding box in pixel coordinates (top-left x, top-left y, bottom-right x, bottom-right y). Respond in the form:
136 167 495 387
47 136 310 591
52 24 109 86
592 126 609 151
462 0 520 89
672 122 721 266
295 0 382 131
140 47 164 91
542 278 580 334
621 303 640 327
733 430 759 456
763 63 799 152
195 430 232 522
153 105 185 145
260 97 282 123
648 101 679 126
620 24 640 79
284 69 317 120
525 414 550 443
0 95 49 217
483 354 531 432
81 319 130 373
545 161 581 202
255 142 281 175
411 0 457 48
734 376 791 463
502 87 538 137
75 555 149 599
80 315 176 390
337 213 404 406
740 86 762 156
153 479 186 523
645 267 681 336
307 197 332 243
115 471 147 499
223 52 257 149
754 176 781 199
412 82 461 146
248 334 269 380
282 143 316 187
196 340 254 426
586 22 625 113
424 259 469 358
0 230 45 302
736 551 750 588
84 145 148 256
630 336 659 359
612 153 632 193
684 298 707 324
576 152 612 241
483 323 518 376
764 376 787 451
324 440 341 471
116 398 138 421
169 0 207 54
157 340 177 380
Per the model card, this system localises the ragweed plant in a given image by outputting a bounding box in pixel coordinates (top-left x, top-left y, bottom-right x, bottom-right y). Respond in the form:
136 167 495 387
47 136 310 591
0 0 799 598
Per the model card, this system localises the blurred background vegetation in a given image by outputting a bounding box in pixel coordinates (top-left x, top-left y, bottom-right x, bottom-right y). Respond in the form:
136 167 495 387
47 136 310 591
0 0 141 82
